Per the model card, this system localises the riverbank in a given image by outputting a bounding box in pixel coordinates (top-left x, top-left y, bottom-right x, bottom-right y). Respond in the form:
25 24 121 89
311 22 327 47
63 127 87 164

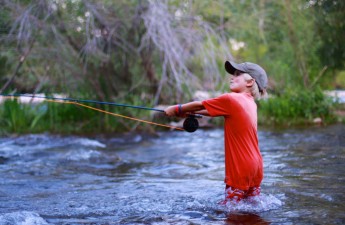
0 90 344 135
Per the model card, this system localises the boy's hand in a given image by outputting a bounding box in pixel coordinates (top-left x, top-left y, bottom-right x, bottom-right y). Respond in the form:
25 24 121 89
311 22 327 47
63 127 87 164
164 105 177 117
164 105 186 117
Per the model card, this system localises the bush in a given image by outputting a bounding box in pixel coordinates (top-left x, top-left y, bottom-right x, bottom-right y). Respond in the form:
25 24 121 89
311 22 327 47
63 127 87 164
258 88 336 126
0 98 155 135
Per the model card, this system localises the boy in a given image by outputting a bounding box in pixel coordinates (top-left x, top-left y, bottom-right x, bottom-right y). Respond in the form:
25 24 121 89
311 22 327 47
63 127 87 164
164 61 268 202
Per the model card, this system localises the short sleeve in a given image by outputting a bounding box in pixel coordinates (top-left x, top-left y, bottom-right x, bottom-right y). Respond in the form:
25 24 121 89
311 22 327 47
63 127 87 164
202 94 231 117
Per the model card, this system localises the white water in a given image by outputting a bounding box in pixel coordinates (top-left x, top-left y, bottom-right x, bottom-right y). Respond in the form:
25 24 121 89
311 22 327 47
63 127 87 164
0 125 344 224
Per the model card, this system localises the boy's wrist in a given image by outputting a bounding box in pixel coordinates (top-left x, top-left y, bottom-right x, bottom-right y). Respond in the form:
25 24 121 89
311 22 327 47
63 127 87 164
175 105 179 115
175 104 183 116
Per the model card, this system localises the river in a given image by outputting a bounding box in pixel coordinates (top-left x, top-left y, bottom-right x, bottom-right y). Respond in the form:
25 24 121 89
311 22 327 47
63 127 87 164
0 124 344 224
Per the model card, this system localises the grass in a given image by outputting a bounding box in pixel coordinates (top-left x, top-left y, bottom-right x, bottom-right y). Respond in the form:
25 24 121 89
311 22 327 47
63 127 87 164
0 89 342 135
0 98 160 135
258 88 337 126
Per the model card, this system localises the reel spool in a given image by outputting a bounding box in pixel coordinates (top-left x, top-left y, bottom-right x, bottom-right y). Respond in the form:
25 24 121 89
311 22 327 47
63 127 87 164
183 115 199 133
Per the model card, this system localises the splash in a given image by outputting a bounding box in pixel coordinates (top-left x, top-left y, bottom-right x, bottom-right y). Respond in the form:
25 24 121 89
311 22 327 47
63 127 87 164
219 193 283 213
63 149 102 161
72 138 106 148
0 211 49 225
0 135 106 159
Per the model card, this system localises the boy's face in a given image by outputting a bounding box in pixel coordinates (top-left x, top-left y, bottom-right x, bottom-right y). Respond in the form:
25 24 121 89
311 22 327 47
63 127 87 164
229 70 248 93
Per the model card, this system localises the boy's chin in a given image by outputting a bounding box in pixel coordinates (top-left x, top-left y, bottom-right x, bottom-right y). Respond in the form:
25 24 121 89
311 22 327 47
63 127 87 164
230 87 238 92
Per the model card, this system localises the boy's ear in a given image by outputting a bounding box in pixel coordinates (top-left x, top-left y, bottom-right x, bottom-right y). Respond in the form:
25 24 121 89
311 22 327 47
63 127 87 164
246 78 255 87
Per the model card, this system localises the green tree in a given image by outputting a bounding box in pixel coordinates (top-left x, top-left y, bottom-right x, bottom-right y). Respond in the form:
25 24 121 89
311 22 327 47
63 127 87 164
312 0 345 70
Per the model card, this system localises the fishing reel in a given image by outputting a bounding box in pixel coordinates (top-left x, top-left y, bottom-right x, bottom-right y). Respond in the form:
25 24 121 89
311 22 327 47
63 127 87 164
183 115 200 133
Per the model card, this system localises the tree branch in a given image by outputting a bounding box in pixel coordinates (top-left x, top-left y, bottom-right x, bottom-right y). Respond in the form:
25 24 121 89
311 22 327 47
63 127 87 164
0 40 35 93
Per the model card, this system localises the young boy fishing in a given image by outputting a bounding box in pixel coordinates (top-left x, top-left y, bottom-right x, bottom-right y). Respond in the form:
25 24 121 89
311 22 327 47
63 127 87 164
164 61 268 203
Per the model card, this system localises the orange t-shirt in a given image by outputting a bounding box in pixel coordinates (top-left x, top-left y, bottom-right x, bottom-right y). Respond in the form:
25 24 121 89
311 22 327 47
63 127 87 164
202 92 263 190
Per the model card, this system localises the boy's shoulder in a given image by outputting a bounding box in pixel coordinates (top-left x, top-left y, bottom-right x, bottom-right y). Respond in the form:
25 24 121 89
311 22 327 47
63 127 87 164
222 92 254 103
222 92 244 98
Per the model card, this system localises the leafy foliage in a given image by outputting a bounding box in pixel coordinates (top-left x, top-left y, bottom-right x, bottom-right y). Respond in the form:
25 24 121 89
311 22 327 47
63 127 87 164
259 88 336 125
0 0 344 133
0 97 159 134
312 0 345 70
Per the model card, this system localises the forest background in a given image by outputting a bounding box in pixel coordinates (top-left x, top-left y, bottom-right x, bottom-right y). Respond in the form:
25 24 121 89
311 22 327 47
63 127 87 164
0 0 344 134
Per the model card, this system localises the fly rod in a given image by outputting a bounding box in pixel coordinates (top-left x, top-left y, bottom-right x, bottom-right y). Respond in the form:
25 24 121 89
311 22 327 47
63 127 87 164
0 93 201 132
0 93 165 112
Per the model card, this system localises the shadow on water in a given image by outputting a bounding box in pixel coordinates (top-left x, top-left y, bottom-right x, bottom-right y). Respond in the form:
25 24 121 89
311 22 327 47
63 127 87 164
0 124 344 224
225 212 270 225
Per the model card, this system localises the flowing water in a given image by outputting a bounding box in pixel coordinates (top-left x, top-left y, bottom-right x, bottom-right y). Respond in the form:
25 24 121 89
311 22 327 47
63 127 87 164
0 124 344 224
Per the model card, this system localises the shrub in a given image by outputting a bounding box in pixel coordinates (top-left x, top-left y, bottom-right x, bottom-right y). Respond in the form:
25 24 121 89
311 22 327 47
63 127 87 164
258 88 336 126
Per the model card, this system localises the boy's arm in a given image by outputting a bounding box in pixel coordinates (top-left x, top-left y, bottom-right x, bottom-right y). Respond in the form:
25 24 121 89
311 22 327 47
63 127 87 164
164 101 207 117
193 109 210 116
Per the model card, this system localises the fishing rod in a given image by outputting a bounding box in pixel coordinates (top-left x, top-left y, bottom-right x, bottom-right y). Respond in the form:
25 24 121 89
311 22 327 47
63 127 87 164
0 93 200 132
1 93 165 112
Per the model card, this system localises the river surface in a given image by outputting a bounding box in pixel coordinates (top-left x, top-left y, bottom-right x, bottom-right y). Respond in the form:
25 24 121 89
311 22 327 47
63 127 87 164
0 124 344 224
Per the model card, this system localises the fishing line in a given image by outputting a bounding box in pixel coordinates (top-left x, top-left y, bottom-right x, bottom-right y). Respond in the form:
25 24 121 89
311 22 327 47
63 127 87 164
0 94 199 132
0 94 165 112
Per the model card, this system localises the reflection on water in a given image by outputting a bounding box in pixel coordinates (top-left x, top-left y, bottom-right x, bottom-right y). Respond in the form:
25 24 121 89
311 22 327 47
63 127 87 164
225 212 270 225
0 124 344 224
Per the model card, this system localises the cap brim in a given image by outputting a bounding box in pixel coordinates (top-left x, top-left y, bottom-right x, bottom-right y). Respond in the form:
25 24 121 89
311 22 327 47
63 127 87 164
225 61 244 74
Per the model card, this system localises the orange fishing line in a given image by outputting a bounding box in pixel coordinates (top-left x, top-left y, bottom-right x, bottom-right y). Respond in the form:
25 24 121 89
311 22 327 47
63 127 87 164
1 96 184 131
